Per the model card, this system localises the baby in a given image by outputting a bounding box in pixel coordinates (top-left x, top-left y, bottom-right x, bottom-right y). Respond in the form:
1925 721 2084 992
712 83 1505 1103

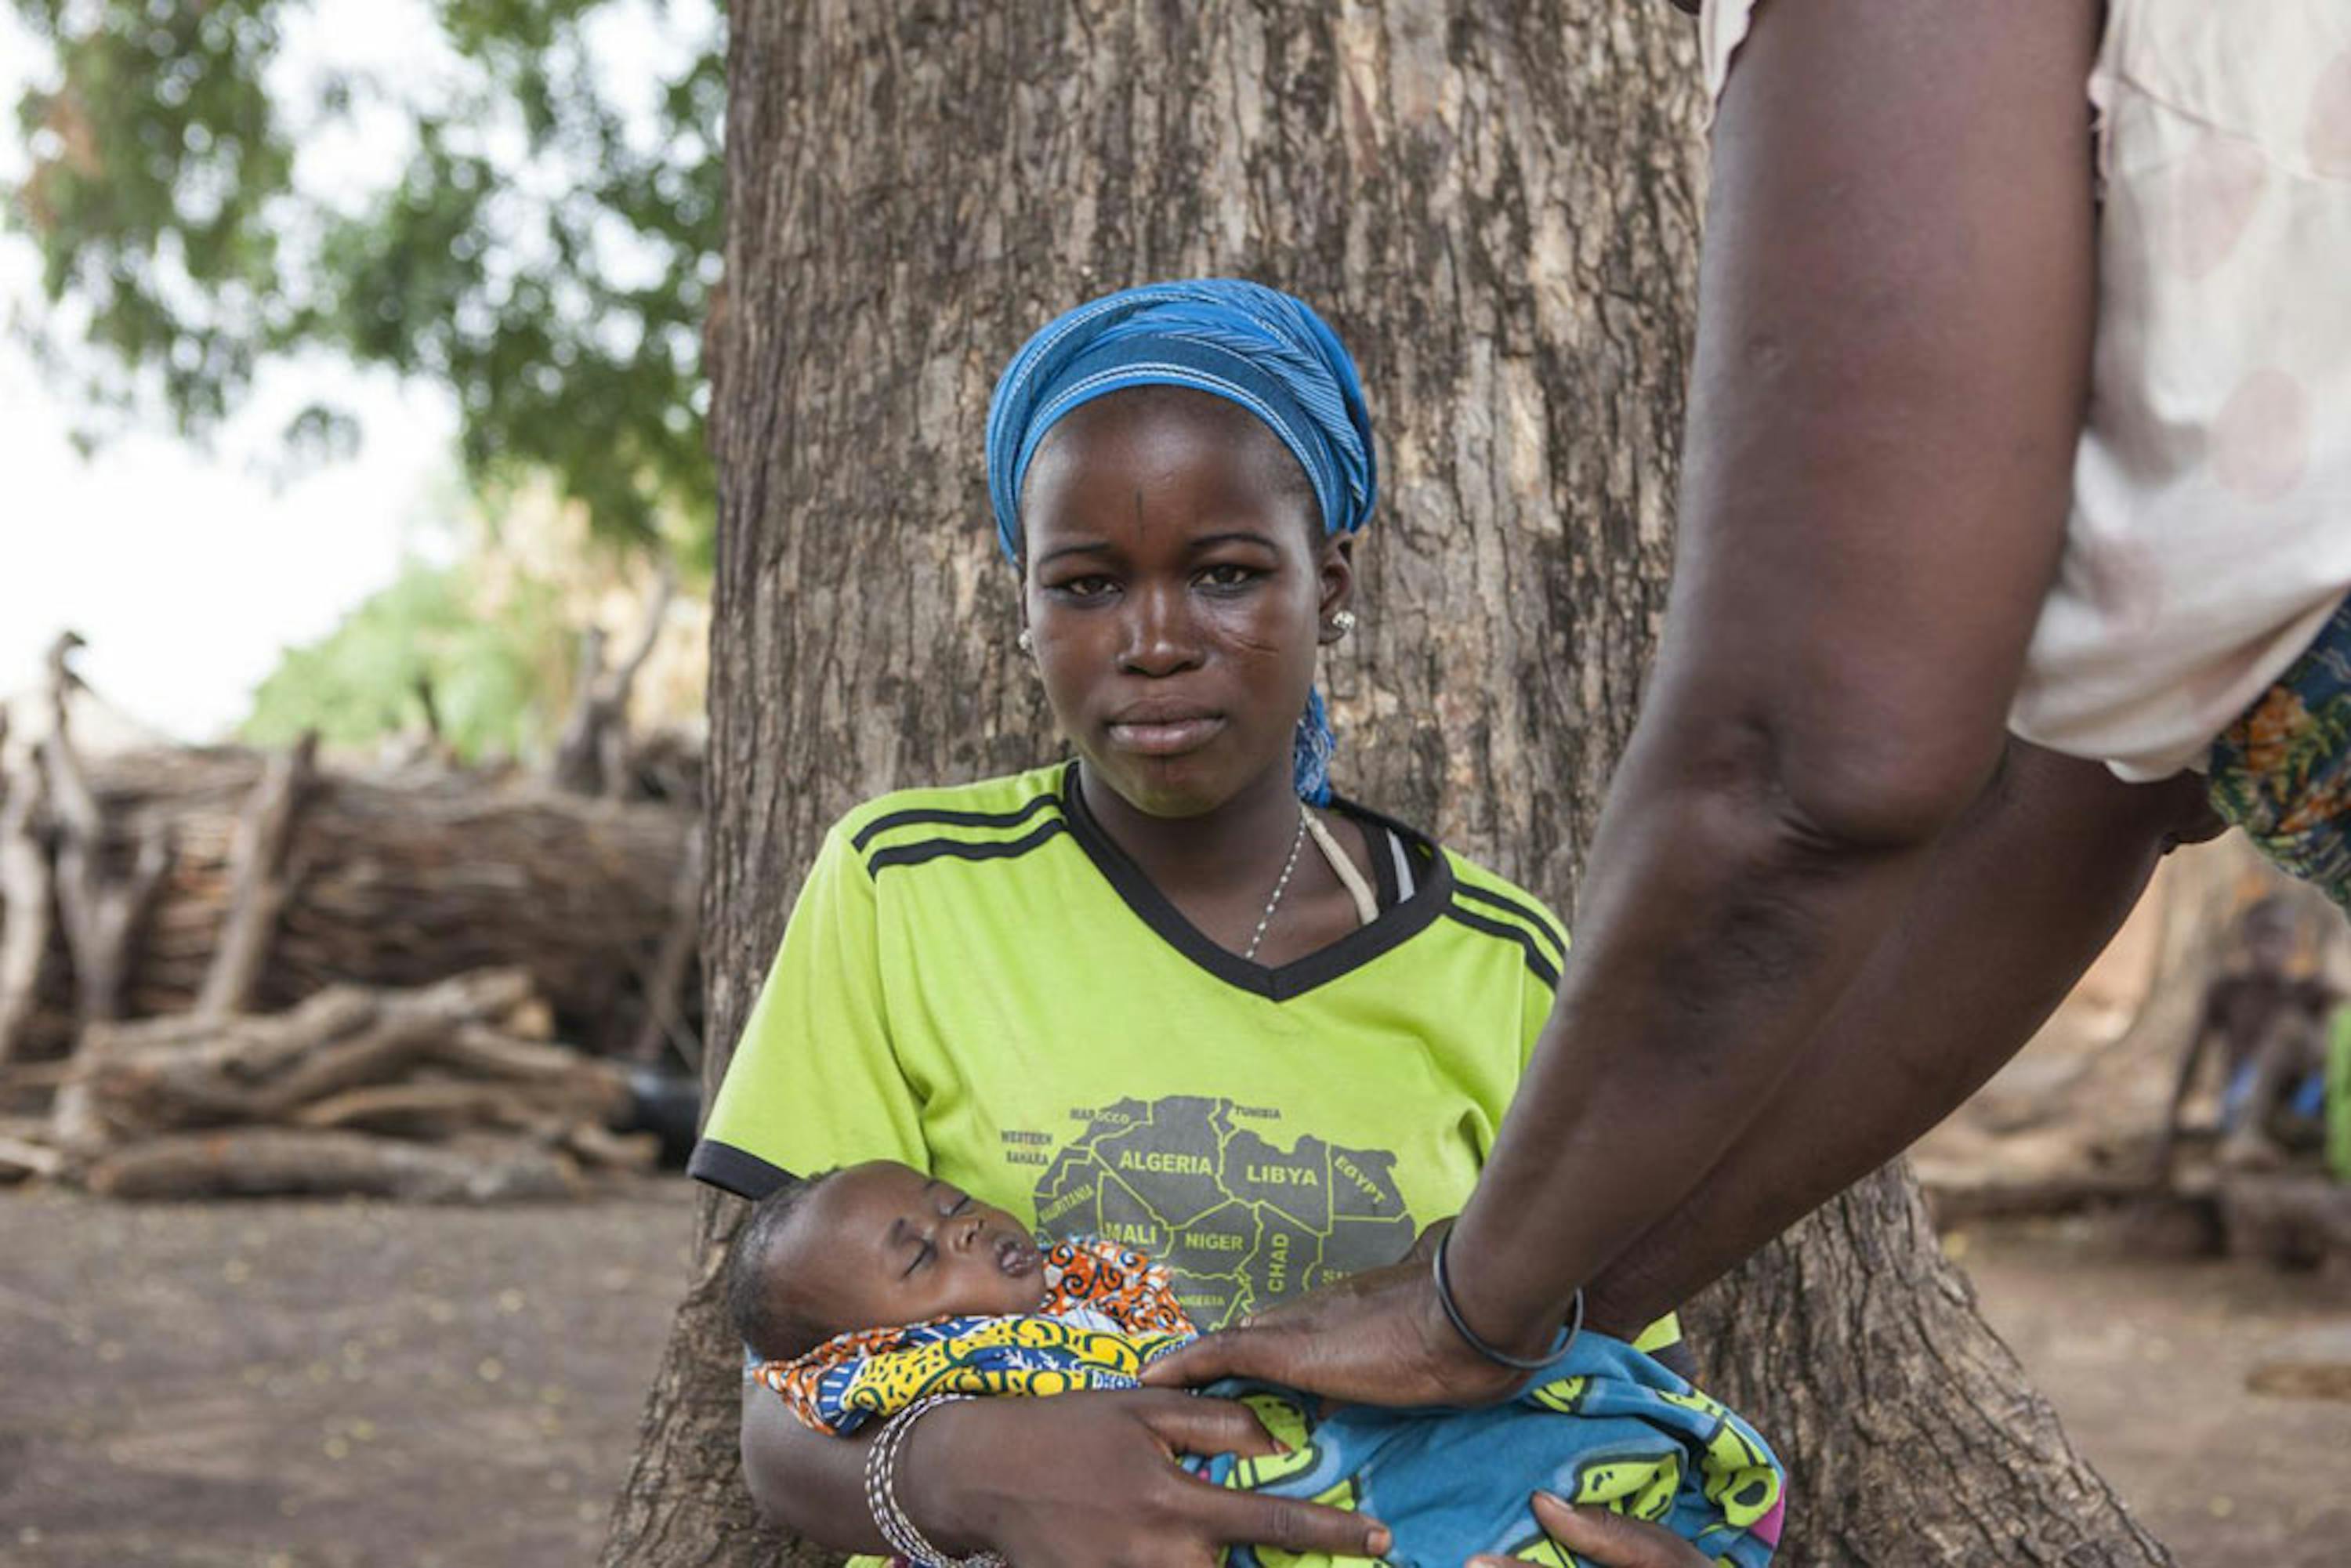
728 1160 1784 1568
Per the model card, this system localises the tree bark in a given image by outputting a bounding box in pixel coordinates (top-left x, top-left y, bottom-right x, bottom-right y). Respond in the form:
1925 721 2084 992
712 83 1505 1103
629 831 705 1070
607 2 2163 1563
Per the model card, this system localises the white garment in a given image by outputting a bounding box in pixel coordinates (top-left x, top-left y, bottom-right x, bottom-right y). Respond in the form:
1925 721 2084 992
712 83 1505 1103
1697 0 2351 780
1049 1302 1126 1334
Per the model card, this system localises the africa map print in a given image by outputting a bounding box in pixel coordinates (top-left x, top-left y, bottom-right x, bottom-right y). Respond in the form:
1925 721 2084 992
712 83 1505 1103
1031 1095 1418 1330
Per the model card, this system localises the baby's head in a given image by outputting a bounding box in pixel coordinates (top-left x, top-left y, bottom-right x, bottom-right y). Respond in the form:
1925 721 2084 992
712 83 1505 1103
726 1160 1048 1362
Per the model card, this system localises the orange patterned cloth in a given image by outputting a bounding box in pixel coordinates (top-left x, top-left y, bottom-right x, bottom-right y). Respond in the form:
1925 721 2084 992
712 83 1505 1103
752 1236 1197 1436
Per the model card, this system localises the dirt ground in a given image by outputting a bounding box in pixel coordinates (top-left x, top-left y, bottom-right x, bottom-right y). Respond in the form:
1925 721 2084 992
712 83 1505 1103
0 1180 697 1568
3 1181 2347 1567
1957 1218 2351 1568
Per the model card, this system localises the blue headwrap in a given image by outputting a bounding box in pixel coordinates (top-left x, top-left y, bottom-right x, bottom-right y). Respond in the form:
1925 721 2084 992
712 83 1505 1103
985 279 1378 804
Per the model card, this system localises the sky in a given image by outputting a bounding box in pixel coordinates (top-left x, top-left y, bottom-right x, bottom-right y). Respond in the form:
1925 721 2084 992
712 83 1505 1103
0 4 460 743
0 0 712 744
0 342 454 745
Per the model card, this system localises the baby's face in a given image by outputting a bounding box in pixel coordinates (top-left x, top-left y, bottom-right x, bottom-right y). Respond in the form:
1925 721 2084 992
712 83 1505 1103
789 1161 1048 1337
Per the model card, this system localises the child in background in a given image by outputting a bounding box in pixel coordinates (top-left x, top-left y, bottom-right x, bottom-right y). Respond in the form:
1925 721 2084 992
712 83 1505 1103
727 1160 1785 1568
2161 899 2344 1174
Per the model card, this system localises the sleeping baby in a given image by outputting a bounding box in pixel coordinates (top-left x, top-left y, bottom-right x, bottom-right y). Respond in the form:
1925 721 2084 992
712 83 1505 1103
726 1159 1784 1568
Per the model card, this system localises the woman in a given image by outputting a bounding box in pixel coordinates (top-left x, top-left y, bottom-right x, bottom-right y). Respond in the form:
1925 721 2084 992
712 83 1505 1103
1151 0 2347 1428
693 280 1695 1566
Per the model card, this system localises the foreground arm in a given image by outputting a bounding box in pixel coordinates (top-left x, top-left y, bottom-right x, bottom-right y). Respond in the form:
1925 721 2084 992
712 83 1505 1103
1448 0 2110 1356
1154 0 2111 1400
1154 744 2206 1394
1581 744 2213 1331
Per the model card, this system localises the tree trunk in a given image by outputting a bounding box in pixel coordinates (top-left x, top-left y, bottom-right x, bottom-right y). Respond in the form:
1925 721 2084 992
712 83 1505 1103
607 2 2163 1563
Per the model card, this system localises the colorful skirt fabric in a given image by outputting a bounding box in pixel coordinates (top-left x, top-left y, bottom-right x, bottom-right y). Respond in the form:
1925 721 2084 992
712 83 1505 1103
2208 596 2351 914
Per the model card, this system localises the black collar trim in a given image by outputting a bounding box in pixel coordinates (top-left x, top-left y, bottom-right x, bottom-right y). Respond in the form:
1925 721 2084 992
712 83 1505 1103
1057 761 1454 1002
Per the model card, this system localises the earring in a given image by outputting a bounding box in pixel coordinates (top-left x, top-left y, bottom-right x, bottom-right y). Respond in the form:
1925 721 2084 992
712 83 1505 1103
1328 609 1357 638
1016 628 1034 654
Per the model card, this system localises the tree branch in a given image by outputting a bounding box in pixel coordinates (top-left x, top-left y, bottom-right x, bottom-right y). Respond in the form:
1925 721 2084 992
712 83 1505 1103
195 730 319 1019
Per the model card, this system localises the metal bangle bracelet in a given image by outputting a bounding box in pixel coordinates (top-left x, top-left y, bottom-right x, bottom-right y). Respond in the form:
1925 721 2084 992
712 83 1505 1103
1430 1226 1581 1373
863 1392 1005 1568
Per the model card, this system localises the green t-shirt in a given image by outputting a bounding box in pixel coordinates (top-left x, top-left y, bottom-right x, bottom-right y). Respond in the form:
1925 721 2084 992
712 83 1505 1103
694 762 1677 1353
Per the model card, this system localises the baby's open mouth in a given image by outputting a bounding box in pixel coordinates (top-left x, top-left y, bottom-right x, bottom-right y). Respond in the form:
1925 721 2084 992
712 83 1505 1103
995 1233 1041 1276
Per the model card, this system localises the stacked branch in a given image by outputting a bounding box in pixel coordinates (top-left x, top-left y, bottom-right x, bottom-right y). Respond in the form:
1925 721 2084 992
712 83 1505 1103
195 730 318 1020
2 744 699 1062
552 562 676 800
0 710 53 1064
9 968 654 1200
43 632 175 1032
0 632 700 1200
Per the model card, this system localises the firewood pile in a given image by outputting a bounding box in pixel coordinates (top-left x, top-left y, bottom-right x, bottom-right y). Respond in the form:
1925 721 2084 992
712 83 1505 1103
2 744 701 1062
0 632 700 1201
2 969 654 1200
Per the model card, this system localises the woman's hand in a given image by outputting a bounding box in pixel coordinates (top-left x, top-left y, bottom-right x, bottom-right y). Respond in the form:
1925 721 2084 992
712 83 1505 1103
1141 1248 1529 1409
1468 1493 1713 1568
902 1389 1393 1568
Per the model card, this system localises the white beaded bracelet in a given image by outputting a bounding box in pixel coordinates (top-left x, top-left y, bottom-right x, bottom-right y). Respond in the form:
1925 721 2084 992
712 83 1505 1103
862 1392 1005 1568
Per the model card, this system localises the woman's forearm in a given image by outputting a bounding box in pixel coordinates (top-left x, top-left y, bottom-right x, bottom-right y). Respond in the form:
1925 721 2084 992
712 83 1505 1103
1581 744 2208 1331
1447 0 2107 1349
1448 741 1956 1349
741 1385 894 1552
750 1384 1392 1566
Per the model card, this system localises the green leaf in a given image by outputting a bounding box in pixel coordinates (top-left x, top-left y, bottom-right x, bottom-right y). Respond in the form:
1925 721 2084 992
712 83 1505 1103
7 0 721 569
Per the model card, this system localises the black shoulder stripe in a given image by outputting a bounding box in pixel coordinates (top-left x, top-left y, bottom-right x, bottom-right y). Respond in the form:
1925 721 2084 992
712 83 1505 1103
688 1139 795 1200
1444 905 1561 990
1451 882 1567 963
864 818 1069 876
849 791 1060 852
